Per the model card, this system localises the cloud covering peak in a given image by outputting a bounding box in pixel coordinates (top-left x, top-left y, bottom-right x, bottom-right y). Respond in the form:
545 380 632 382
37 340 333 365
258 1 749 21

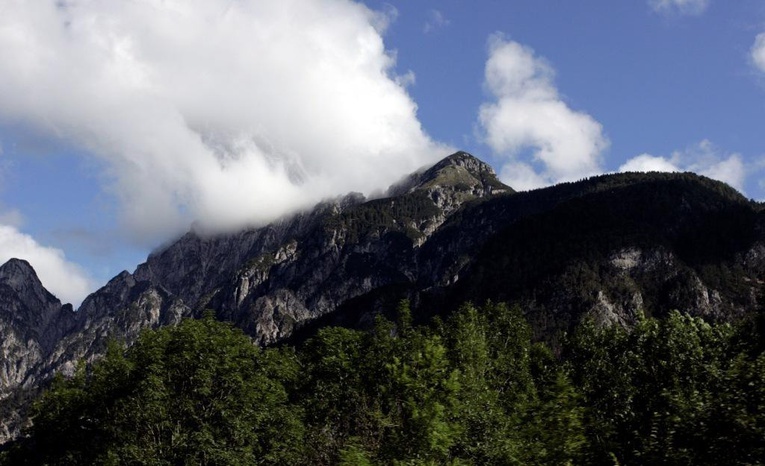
0 0 447 241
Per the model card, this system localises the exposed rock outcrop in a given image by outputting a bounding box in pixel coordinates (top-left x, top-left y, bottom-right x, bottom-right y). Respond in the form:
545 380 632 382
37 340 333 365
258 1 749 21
0 260 77 441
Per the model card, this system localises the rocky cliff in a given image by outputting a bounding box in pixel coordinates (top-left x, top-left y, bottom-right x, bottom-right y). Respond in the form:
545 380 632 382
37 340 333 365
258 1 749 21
1 151 764 444
0 260 76 440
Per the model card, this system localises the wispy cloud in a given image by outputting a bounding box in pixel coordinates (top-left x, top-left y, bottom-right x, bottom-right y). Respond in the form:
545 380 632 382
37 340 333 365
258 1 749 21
620 140 747 193
424 10 450 34
477 35 608 191
0 1 449 243
649 0 710 16
0 224 95 307
0 209 24 228
752 33 765 74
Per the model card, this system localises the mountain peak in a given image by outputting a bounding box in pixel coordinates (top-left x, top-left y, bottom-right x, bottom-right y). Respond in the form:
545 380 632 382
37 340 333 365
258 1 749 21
388 151 511 197
0 258 63 325
431 151 494 173
0 258 43 290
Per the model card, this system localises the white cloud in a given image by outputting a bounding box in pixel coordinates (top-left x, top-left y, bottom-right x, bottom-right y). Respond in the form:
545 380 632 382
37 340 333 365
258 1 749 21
0 0 449 243
619 140 746 192
752 33 765 74
0 224 95 307
498 161 549 192
649 0 709 16
0 209 24 228
619 154 681 173
424 10 450 34
370 3 399 33
477 35 609 190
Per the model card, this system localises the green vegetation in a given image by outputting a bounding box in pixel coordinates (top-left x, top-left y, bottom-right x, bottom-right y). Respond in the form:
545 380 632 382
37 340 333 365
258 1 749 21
567 311 765 465
3 304 765 465
451 171 764 329
323 191 441 243
2 315 303 465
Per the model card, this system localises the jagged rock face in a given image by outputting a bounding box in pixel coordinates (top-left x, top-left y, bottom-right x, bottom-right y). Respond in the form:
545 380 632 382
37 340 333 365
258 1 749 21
73 151 509 345
1 152 764 444
0 260 77 442
0 260 73 395
203 151 512 343
44 272 189 380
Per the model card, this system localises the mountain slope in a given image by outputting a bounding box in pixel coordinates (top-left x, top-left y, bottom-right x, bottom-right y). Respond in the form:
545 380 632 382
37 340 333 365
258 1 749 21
1 151 506 406
448 173 765 339
1 152 764 444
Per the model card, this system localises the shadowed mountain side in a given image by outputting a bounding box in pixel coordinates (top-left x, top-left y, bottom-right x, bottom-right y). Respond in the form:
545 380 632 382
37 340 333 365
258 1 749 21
446 174 765 340
288 172 764 344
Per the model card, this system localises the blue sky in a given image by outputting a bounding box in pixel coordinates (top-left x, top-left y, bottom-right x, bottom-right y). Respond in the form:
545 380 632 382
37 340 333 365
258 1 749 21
370 0 765 187
0 0 764 307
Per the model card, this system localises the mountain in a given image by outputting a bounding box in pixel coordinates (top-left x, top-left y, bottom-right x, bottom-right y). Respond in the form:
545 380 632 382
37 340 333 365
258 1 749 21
0 260 76 440
1 151 764 443
449 173 765 340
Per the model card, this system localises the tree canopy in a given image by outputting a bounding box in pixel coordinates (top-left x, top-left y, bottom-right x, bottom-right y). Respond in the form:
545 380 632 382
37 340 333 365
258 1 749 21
3 304 765 465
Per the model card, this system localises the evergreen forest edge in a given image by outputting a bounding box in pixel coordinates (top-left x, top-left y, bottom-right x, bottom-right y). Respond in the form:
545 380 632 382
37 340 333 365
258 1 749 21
2 300 765 465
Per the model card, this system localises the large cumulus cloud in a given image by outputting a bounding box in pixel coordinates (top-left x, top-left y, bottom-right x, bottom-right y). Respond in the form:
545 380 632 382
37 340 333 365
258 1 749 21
0 0 448 241
477 35 609 190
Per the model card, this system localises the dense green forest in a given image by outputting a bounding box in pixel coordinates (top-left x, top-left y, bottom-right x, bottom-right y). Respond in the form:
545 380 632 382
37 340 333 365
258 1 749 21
2 302 764 465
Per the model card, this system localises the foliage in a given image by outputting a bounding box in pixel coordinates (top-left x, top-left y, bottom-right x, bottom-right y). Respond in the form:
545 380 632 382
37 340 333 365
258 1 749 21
323 191 440 243
4 314 302 465
4 303 765 465
566 310 765 465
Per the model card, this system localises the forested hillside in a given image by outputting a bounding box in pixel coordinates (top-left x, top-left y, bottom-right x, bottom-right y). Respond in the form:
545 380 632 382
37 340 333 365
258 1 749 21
3 301 764 465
